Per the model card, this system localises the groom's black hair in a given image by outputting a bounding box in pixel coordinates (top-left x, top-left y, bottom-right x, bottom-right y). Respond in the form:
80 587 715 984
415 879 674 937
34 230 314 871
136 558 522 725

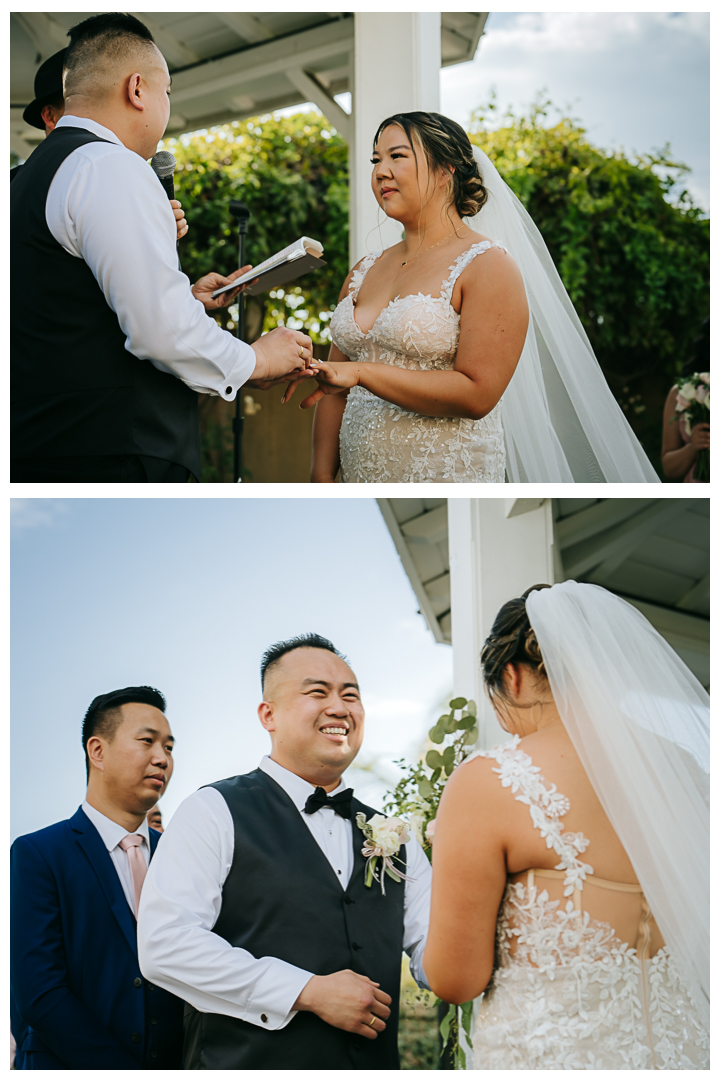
261 633 345 691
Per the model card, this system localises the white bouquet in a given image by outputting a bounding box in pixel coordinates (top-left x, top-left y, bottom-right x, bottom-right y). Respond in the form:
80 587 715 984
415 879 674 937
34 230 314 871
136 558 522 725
675 372 710 481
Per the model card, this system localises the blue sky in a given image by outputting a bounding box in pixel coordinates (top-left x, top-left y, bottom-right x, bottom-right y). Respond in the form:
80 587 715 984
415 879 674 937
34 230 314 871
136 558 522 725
10 498 452 841
439 12 709 211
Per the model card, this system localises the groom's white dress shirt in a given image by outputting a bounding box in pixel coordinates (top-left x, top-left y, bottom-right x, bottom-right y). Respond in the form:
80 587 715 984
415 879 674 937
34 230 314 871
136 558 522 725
44 115 256 400
138 756 432 1031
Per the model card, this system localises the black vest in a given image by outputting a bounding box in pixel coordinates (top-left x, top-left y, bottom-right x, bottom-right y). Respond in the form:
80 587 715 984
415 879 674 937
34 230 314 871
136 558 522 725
10 126 201 477
183 770 405 1070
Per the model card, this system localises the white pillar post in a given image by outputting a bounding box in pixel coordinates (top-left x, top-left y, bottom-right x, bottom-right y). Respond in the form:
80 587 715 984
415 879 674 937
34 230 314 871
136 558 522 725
448 498 557 748
350 12 441 267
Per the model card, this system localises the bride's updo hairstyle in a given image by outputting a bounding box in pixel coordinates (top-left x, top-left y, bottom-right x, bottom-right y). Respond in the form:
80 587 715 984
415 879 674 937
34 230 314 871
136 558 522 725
481 584 552 710
373 111 489 218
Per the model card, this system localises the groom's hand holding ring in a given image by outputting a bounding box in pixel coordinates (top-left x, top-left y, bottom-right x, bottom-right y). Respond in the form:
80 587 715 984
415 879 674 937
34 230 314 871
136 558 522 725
293 969 391 1039
248 328 318 387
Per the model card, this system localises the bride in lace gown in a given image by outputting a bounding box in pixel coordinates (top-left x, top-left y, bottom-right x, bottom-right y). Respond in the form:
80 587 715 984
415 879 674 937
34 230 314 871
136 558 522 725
424 582 709 1069
285 112 659 483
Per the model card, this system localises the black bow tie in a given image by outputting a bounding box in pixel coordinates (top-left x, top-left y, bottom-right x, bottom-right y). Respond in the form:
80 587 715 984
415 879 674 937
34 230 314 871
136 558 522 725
304 786 354 820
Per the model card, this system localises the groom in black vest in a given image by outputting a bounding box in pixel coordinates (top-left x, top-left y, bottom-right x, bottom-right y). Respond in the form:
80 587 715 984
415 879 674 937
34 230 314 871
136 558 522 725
138 633 432 1069
10 13 314 483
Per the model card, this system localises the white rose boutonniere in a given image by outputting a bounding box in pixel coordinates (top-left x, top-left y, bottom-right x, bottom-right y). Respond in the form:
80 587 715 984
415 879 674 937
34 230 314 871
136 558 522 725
356 812 414 895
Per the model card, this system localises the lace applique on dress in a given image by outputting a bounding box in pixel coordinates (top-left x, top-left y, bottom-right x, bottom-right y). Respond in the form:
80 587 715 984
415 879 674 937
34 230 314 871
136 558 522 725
330 241 508 484
469 737 710 1070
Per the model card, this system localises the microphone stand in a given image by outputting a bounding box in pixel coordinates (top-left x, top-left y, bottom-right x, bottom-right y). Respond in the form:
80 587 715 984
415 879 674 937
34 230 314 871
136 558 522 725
229 200 250 483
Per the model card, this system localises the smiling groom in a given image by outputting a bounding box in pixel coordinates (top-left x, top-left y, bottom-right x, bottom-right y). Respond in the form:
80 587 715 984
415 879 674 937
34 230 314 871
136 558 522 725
138 633 432 1069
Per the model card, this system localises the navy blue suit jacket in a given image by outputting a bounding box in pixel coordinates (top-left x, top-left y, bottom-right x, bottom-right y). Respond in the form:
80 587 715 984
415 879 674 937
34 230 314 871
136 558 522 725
10 807 184 1070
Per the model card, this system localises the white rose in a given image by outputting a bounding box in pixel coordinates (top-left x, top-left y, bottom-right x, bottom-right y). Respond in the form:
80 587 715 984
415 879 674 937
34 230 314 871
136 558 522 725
678 382 697 402
699 373 710 385
695 384 708 405
675 393 690 412
369 815 409 856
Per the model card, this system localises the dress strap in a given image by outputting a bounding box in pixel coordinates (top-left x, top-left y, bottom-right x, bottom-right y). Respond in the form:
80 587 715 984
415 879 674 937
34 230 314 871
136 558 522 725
348 250 382 304
473 736 594 898
440 239 508 302
527 866 645 918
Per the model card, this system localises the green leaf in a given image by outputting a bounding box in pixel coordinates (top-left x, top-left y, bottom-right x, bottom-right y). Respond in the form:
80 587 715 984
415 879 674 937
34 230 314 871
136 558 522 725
442 746 455 774
429 725 445 745
439 1009 453 1045
417 778 433 799
456 1045 466 1071
449 697 467 710
437 713 452 727
430 767 442 785
465 726 479 745
426 749 444 770
364 857 375 888
442 715 458 734
465 700 477 715
384 865 402 883
460 1001 474 1040
456 714 475 730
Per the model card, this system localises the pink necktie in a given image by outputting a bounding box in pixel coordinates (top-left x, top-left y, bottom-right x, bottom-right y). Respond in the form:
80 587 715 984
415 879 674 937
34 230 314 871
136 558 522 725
120 834 147 917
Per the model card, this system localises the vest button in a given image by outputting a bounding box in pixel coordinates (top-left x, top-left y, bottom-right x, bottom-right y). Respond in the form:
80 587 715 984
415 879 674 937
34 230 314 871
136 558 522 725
344 895 354 905
150 1018 158 1026
131 1032 142 1043
133 977 142 988
352 942 362 950
261 1013 268 1023
151 1051 158 1059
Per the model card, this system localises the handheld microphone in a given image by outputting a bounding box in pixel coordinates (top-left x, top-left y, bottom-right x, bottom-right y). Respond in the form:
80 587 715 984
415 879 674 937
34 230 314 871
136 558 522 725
150 150 176 201
151 151 180 265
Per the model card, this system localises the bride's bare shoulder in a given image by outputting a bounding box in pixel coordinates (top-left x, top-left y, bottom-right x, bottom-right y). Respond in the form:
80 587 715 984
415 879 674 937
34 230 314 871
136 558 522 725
441 749 509 807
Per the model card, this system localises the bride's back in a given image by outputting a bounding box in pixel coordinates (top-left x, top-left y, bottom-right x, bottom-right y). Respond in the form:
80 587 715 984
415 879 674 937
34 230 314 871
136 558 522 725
492 723 665 958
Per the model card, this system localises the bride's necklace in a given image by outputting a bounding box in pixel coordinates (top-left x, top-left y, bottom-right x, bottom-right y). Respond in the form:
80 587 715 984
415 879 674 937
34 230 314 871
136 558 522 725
400 229 456 268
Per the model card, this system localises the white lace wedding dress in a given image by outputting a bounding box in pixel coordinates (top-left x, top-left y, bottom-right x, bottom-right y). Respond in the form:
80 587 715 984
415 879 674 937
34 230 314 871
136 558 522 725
328 242 507 483
470 737 709 1070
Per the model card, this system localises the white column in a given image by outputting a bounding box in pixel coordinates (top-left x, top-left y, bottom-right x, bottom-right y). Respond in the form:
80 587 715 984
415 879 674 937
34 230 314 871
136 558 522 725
350 12 441 267
448 498 557 748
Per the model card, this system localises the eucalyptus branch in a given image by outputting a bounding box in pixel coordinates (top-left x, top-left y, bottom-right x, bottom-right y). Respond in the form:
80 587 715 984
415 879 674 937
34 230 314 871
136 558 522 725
384 696 479 1068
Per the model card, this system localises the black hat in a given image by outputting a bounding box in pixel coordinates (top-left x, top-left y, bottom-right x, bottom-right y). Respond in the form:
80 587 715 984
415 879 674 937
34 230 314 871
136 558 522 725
23 47 67 130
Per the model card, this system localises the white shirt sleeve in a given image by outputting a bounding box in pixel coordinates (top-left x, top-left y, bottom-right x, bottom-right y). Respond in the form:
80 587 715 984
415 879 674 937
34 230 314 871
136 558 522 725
46 141 256 399
137 787 313 1029
402 835 432 990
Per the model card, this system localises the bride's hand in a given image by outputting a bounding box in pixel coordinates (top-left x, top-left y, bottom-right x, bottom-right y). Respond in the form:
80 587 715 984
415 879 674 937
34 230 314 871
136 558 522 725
282 360 360 408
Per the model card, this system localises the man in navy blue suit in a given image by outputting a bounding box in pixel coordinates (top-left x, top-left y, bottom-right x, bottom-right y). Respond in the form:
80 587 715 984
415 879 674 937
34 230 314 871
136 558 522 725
10 686 184 1069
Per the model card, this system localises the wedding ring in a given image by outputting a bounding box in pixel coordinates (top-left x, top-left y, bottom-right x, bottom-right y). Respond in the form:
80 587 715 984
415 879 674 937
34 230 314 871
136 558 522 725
369 1015 376 1027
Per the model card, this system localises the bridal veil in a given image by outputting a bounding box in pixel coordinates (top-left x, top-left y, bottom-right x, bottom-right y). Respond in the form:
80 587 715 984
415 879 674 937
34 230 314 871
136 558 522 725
468 147 661 482
526 582 709 1026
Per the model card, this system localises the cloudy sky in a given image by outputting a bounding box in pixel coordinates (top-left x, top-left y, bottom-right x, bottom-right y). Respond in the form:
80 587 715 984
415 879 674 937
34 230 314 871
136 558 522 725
440 12 709 210
11 498 452 841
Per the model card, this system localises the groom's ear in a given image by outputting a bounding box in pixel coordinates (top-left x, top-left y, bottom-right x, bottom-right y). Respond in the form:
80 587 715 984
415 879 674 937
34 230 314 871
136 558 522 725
258 701 275 731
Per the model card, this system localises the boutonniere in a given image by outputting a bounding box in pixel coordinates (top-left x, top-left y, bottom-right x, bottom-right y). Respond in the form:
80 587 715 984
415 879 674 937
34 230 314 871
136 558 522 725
356 812 414 895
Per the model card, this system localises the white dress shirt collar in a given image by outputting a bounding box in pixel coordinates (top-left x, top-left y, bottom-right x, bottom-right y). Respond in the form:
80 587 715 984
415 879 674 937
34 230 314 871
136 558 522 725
56 114 125 148
259 755 347 815
82 799 150 852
